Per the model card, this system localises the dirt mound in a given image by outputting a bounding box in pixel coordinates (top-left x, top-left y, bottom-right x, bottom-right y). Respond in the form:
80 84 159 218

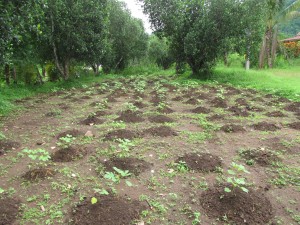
22 168 56 181
239 148 281 166
115 111 144 123
172 96 184 101
284 102 300 112
143 126 178 137
228 106 249 117
104 129 139 141
150 96 161 106
0 198 21 225
80 95 92 100
0 140 21 155
57 130 84 139
185 98 199 105
221 124 245 133
288 122 300 130
58 103 70 110
191 107 211 114
210 97 228 108
70 195 147 225
253 122 280 131
266 111 286 117
131 101 147 109
102 157 152 176
158 106 174 114
45 111 60 117
207 114 225 121
176 153 222 172
148 115 174 123
251 97 265 103
197 92 211 100
94 110 109 117
80 116 105 125
235 98 248 106
200 185 273 225
51 146 87 162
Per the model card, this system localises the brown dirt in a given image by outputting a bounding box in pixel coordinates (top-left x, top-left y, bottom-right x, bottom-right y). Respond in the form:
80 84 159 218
245 105 264 112
239 148 281 166
235 98 248 106
80 116 105 125
45 111 60 117
251 97 265 103
253 122 280 131
131 101 147 109
207 114 225 121
0 197 21 225
158 106 175 114
51 146 87 162
143 126 178 137
200 185 273 225
115 110 145 123
150 96 162 106
104 129 139 141
80 95 92 100
148 115 175 123
176 153 222 172
196 92 211 100
57 129 84 139
221 124 246 133
288 122 300 130
22 168 56 182
266 111 286 117
58 103 70 110
70 195 147 225
89 101 101 107
210 97 228 108
228 106 249 117
191 107 211 114
172 96 184 101
102 157 152 176
284 102 300 112
0 140 21 155
94 110 109 117
185 98 199 105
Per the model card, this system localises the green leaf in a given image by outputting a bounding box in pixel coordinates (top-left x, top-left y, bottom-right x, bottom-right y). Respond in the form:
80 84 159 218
0 188 4 194
100 189 109 195
227 170 236 175
224 187 231 193
241 187 249 193
125 180 133 187
91 197 98 204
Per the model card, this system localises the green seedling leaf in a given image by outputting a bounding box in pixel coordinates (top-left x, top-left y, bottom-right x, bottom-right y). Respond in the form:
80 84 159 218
91 197 98 204
241 187 249 193
0 188 4 194
227 169 236 175
224 187 231 193
125 180 133 187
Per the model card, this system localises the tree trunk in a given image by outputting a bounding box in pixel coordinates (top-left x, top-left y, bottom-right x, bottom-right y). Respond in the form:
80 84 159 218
266 28 273 68
224 52 229 67
92 64 99 74
4 64 10 85
271 25 278 66
63 58 70 80
36 66 44 84
12 66 17 84
42 67 46 77
259 32 267 69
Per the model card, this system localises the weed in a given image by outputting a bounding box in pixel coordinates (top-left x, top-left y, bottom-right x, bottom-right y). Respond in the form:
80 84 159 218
22 148 51 162
57 134 76 148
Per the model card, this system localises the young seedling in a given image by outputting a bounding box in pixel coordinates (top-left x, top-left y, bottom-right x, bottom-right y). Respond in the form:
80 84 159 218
22 148 51 162
57 134 76 148
224 162 250 193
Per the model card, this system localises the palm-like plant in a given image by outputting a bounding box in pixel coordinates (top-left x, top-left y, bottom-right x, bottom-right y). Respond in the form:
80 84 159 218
259 0 300 68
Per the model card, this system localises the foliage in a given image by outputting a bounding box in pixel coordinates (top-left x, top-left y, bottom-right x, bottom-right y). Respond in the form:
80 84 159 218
22 148 51 162
223 162 250 193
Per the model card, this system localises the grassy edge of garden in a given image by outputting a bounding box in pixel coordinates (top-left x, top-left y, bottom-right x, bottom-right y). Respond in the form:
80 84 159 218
1 66 299 118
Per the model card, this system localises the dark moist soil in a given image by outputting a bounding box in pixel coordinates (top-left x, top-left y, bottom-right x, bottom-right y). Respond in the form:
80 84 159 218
80 116 105 125
57 130 84 139
200 185 273 225
221 124 246 133
172 96 184 101
191 107 211 114
288 122 300 130
228 106 250 117
80 95 92 100
158 107 174 114
94 110 109 117
235 98 248 106
0 140 21 155
148 115 175 123
266 111 286 117
284 102 300 112
131 101 147 109
0 198 21 225
104 129 139 141
245 105 264 112
176 153 222 172
22 168 56 182
210 97 228 108
51 146 87 162
70 195 147 225
102 157 152 176
58 103 70 110
197 92 211 100
239 148 281 166
253 122 280 131
115 111 145 123
143 126 178 137
185 98 199 105
150 96 162 106
45 111 60 117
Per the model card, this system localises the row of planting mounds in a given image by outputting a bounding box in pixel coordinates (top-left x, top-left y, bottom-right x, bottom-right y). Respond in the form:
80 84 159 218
104 129 140 141
143 126 178 137
221 124 245 133
51 146 87 162
0 197 21 225
185 98 199 105
253 122 280 131
57 129 84 139
228 106 250 117
176 153 222 172
148 115 174 123
115 110 145 123
79 115 105 125
200 185 273 225
22 167 56 182
70 195 147 225
0 140 21 156
102 157 152 176
191 106 211 114
210 97 228 108
239 148 281 166
207 114 225 121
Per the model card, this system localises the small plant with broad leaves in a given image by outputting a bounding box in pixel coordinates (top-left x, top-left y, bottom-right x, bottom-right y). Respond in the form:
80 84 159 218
172 160 189 173
224 162 250 193
22 148 51 162
123 102 139 112
104 167 132 184
0 187 5 194
0 132 6 140
116 139 135 157
57 134 76 148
